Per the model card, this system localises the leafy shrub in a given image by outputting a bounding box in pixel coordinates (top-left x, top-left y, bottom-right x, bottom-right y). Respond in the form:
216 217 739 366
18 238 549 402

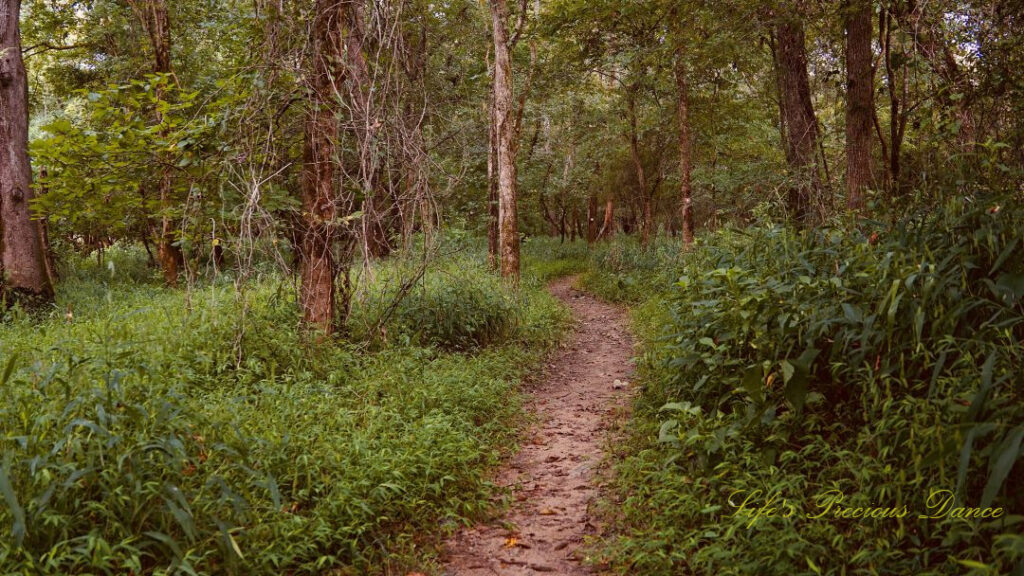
352 256 519 351
589 195 1024 575
390 273 516 351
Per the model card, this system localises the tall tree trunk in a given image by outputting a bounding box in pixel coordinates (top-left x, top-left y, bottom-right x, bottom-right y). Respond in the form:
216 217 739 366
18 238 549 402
775 2 820 224
489 0 519 282
845 0 874 211
674 56 695 248
625 86 651 246
487 80 500 269
0 0 53 298
298 0 344 335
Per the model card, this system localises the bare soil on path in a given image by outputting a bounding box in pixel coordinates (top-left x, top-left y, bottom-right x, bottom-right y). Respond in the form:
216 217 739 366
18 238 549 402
442 276 634 575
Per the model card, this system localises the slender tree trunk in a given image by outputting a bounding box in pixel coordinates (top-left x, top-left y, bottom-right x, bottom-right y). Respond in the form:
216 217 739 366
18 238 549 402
400 17 432 248
393 12 433 248
586 161 600 243
586 189 598 243
489 0 519 282
881 5 903 189
845 0 874 211
130 0 184 285
487 80 500 269
674 56 695 248
625 87 651 246
1 0 53 299
298 0 344 335
341 0 390 263
598 199 615 240
775 2 820 224
36 166 58 284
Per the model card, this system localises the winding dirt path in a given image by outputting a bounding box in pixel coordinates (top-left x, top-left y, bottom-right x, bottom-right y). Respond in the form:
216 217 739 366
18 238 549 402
443 277 634 575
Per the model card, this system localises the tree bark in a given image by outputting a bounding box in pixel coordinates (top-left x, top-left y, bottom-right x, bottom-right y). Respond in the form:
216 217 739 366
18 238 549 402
674 55 695 248
775 2 820 224
768 33 792 165
586 190 598 244
0 0 53 298
298 0 345 335
597 199 615 240
489 0 519 282
487 78 500 269
845 0 874 211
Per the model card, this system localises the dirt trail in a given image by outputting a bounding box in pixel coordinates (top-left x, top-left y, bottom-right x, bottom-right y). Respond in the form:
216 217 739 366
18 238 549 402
443 276 634 575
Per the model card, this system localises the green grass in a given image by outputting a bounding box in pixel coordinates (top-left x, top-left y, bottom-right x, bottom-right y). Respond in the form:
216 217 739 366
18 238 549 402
0 245 571 575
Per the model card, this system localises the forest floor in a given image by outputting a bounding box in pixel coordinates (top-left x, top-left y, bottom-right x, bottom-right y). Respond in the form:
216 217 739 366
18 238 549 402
443 276 634 575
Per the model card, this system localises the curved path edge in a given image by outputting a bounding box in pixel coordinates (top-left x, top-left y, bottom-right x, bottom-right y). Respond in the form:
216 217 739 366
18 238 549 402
442 276 634 575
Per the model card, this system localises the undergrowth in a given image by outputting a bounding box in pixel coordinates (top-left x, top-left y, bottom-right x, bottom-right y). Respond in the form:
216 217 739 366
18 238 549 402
579 196 1024 575
0 246 570 575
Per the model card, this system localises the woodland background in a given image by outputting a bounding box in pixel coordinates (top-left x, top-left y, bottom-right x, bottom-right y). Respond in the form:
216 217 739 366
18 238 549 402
0 0 1022 574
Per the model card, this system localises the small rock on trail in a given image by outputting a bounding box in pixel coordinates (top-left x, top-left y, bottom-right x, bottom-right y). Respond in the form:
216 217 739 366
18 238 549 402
442 276 634 575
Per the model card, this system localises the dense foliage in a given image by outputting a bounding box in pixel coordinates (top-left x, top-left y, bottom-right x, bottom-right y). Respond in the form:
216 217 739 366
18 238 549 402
1 0 1022 572
0 247 569 575
576 196 1024 574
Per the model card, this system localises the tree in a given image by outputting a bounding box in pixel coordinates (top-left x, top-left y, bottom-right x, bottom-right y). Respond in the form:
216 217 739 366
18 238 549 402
488 0 520 282
893 0 976 152
674 51 694 247
774 1 820 224
487 55 500 268
625 82 654 247
298 0 346 335
845 0 874 211
1 0 54 299
126 0 185 285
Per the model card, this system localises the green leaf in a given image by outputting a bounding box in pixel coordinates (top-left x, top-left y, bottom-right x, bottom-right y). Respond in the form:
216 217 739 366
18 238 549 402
957 423 997 499
780 360 795 384
742 364 764 404
967 353 998 422
0 354 16 386
994 273 1024 301
0 458 26 547
658 419 680 444
785 369 808 414
980 426 1024 509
